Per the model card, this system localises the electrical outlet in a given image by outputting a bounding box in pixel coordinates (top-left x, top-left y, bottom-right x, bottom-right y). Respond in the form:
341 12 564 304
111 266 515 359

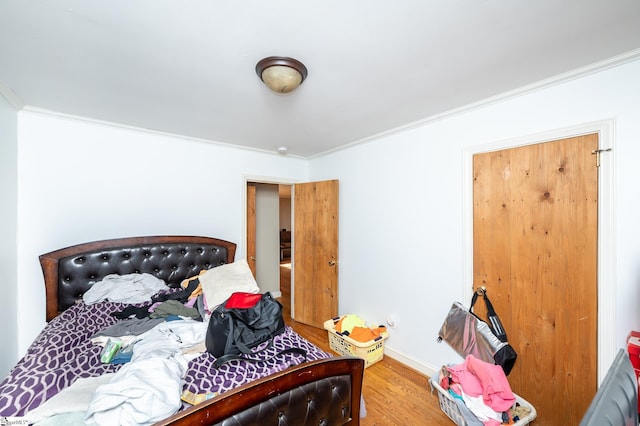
386 315 397 328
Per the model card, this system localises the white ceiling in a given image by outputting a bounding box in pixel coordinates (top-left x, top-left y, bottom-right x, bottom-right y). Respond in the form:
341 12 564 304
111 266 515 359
1 1 639 158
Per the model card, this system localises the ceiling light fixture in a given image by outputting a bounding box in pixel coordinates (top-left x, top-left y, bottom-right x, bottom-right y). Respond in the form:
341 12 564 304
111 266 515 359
256 56 308 94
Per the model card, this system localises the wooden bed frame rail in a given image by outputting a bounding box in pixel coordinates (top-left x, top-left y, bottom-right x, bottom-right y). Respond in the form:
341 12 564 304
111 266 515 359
155 356 365 426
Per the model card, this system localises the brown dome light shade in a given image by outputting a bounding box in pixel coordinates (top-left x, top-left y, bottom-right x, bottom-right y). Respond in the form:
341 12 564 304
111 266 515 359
256 56 308 94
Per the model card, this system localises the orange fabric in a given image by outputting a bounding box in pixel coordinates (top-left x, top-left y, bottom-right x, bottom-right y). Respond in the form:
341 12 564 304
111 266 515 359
181 270 206 299
347 326 386 342
335 315 386 342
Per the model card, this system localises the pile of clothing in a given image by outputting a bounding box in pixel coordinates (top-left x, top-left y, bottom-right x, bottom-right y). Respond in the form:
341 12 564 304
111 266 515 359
438 355 530 425
334 314 386 342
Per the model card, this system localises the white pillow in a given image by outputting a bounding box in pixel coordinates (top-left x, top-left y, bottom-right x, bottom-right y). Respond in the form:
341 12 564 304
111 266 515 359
199 259 260 309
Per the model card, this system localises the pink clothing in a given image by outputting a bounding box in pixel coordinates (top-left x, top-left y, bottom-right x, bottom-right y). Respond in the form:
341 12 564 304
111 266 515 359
448 355 515 412
448 360 484 396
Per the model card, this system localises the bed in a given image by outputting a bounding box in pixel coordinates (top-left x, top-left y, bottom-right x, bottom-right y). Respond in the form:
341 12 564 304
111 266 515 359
0 235 364 425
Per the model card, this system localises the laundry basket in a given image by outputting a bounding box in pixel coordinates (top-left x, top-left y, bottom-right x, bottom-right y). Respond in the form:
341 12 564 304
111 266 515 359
429 378 537 426
323 318 388 368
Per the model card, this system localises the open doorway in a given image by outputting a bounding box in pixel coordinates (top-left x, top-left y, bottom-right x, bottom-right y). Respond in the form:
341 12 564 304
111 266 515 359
247 179 339 328
245 181 293 315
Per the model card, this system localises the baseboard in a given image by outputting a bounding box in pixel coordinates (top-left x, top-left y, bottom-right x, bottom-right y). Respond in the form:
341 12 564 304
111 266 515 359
383 347 439 379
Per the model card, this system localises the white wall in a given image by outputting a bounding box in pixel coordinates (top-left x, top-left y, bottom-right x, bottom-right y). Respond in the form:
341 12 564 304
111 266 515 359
310 58 640 376
16 111 307 354
0 92 18 378
255 183 281 295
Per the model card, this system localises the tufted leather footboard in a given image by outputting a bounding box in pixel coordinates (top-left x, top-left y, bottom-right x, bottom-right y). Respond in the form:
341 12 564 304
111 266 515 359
155 356 365 426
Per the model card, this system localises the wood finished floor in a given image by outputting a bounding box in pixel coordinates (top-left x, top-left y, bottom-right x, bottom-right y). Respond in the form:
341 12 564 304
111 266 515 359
278 261 453 425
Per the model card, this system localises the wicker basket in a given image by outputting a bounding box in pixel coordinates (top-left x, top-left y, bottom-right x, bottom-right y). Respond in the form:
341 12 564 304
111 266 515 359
323 318 388 368
429 378 537 425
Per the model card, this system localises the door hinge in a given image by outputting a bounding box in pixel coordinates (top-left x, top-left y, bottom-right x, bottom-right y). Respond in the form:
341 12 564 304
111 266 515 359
591 148 612 167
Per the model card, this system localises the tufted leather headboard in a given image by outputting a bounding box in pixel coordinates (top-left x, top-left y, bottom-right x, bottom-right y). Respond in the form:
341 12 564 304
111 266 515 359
154 356 365 426
39 236 236 321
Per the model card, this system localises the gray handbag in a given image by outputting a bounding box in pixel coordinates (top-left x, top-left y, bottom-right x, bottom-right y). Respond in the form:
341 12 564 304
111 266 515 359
437 289 517 375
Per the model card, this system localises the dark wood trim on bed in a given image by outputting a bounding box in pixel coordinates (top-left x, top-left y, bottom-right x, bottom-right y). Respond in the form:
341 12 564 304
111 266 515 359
39 235 237 321
154 356 365 426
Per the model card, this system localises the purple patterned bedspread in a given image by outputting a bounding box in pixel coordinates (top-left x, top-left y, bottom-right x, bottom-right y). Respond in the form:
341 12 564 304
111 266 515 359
0 302 332 418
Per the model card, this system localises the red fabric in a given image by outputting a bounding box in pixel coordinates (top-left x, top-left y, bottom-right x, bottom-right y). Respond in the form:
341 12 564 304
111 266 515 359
225 292 262 309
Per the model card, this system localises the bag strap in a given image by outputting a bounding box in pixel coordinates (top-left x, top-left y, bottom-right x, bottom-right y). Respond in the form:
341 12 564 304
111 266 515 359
234 329 276 355
470 288 509 343
483 293 508 342
214 347 307 368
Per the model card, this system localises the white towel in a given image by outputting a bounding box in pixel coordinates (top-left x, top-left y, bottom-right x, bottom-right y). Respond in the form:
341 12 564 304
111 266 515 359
84 357 186 426
83 273 168 304
84 319 207 426
26 374 115 423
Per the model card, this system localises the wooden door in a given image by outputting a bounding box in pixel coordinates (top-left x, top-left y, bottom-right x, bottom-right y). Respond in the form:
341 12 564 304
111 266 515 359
246 184 257 278
293 179 339 328
473 134 598 425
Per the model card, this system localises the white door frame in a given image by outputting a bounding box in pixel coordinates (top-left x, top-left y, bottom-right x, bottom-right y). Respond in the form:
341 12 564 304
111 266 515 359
461 119 616 384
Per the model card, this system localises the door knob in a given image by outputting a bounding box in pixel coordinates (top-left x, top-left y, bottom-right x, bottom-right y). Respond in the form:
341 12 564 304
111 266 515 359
250 256 256 261
328 259 336 266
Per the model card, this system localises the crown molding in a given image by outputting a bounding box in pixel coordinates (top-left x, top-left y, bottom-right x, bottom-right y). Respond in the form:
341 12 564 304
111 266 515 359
0 80 24 110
